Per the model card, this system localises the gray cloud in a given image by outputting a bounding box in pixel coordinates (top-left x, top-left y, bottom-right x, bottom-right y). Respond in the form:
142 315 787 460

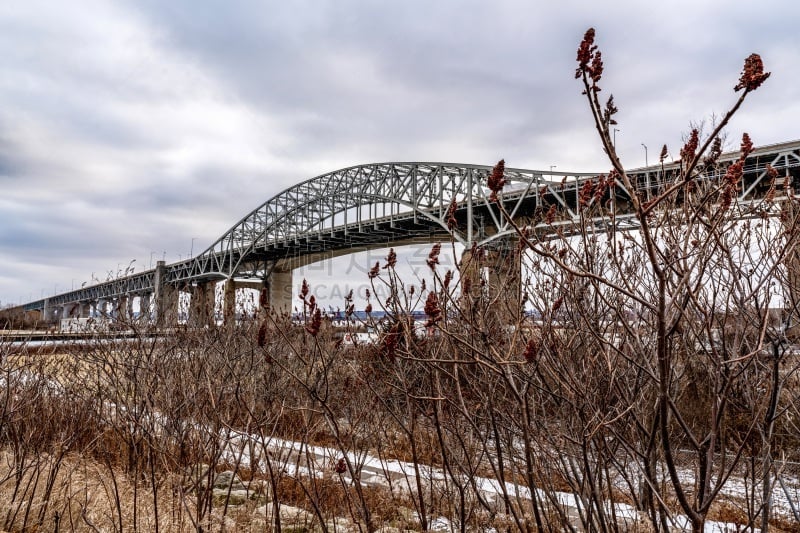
1 0 798 306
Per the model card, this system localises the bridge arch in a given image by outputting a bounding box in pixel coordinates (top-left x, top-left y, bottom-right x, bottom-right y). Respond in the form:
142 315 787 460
17 139 800 323
190 162 568 281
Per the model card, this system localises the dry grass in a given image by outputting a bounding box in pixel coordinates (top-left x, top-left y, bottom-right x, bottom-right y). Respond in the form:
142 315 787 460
706 498 799 533
0 450 198 532
0 448 445 532
0 318 797 532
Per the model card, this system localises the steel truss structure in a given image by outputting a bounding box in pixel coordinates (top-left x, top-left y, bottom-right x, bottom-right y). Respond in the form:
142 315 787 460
19 140 800 312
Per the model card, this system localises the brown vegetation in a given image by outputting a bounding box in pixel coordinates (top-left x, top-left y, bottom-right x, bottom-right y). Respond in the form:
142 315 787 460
1 29 800 533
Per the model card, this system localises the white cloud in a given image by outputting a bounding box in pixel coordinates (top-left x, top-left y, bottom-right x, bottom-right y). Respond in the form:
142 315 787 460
1 0 798 307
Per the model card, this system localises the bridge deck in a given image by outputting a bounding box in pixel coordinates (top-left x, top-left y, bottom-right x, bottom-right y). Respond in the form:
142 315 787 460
9 139 799 314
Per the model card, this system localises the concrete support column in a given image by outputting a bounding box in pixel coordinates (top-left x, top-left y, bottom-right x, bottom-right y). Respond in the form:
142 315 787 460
223 279 236 325
460 242 522 324
159 285 179 325
270 269 294 317
42 302 58 324
153 260 165 324
79 302 92 318
96 300 108 318
783 197 800 340
116 296 129 321
139 293 151 323
41 298 51 324
189 282 215 327
153 260 178 325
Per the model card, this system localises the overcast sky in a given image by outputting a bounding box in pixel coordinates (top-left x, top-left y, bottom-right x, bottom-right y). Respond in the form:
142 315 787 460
1 0 798 307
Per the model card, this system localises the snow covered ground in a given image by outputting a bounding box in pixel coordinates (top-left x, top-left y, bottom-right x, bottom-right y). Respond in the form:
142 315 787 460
2 358 795 531
216 428 796 531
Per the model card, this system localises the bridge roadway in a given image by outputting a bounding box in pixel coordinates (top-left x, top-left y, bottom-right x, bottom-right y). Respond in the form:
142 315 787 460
11 139 800 325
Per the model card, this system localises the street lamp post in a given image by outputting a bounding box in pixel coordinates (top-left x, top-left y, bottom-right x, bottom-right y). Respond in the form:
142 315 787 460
613 128 620 148
150 251 156 268
190 237 197 258
642 143 650 193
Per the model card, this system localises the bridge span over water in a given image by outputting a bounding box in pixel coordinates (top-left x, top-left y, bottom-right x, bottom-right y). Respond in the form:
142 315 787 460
12 139 800 325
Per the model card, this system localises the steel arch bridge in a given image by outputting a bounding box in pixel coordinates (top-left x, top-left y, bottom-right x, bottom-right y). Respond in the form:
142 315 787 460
17 139 800 317
167 162 596 284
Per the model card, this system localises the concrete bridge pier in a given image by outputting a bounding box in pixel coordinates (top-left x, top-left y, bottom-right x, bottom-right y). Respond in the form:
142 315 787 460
118 296 133 321
189 282 215 327
152 260 179 325
114 296 129 321
270 267 294 316
783 196 800 340
138 293 152 323
43 298 64 324
223 279 236 324
155 285 179 325
95 299 109 318
79 301 92 319
459 242 522 324
41 298 51 324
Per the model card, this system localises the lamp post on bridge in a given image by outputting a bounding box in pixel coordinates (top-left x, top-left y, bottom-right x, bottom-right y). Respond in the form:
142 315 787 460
613 128 620 148
642 143 650 194
190 237 197 258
